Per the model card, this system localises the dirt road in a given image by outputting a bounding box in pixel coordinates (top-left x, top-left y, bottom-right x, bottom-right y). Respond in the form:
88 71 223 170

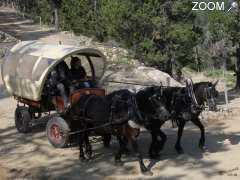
1 6 240 180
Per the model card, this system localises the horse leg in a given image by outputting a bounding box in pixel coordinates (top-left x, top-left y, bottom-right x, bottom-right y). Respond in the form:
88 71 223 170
115 135 125 166
175 119 185 154
149 131 160 159
84 132 93 159
149 127 166 158
131 136 152 175
78 133 86 161
122 136 131 154
102 134 111 148
191 117 205 150
157 129 167 152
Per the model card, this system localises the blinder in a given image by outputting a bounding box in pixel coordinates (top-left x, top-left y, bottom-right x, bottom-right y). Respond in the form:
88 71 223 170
204 86 217 111
110 93 137 125
147 87 170 120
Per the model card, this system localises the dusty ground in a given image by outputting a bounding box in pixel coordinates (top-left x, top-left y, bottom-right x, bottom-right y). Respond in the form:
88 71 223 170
1 6 240 180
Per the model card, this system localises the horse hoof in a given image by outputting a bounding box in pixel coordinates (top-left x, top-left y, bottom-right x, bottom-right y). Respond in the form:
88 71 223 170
176 148 184 154
123 148 131 155
142 170 153 176
86 154 93 160
87 157 94 162
115 160 124 166
199 145 207 152
149 153 160 159
104 142 111 148
104 144 111 148
79 157 87 162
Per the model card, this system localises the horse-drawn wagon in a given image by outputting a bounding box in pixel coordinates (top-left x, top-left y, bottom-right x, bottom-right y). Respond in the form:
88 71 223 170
1 41 108 147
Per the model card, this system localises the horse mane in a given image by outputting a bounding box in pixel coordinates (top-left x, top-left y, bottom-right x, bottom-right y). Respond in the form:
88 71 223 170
193 81 212 89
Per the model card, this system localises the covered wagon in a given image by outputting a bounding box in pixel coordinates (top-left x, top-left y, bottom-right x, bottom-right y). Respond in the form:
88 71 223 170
1 41 109 147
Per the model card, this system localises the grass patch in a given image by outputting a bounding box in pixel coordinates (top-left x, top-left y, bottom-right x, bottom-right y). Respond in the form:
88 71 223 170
204 69 235 88
182 67 197 74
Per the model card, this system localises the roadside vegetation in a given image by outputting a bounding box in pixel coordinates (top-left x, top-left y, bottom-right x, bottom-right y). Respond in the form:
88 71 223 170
204 69 235 88
1 0 240 89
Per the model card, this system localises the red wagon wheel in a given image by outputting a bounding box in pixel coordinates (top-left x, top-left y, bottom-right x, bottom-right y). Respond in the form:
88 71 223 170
46 116 70 148
49 124 62 144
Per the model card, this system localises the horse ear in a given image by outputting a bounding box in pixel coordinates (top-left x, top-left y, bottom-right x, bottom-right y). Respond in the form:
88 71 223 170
212 80 219 87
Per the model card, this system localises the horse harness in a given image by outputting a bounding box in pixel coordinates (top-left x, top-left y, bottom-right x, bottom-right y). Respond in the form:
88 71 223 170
69 93 139 135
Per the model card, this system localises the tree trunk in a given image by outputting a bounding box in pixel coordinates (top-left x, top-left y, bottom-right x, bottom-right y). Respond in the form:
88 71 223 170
93 0 97 12
54 7 59 31
235 46 240 89
165 58 173 76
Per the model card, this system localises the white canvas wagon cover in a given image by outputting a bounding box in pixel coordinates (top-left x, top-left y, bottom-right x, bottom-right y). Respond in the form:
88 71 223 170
1 41 106 101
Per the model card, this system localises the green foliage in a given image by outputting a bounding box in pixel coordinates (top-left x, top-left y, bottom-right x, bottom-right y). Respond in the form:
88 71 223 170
16 0 52 24
193 0 238 73
204 69 235 88
62 0 202 70
12 0 202 72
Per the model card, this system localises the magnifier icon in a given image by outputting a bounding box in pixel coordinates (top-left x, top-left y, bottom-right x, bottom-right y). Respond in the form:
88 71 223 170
228 1 238 12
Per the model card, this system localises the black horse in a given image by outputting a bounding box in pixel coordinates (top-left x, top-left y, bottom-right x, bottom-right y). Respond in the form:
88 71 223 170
172 81 219 154
133 86 171 158
124 80 219 158
67 94 110 161
68 89 169 175
150 81 219 155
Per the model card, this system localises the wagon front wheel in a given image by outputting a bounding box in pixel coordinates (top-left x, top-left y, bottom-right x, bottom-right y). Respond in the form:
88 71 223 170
46 116 70 148
15 106 31 133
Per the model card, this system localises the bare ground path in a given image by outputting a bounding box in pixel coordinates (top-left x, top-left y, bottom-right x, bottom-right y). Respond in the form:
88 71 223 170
1 6 240 180
0 7 56 41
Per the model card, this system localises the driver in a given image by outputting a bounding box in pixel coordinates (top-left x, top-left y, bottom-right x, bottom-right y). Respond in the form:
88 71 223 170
70 56 90 92
70 56 87 80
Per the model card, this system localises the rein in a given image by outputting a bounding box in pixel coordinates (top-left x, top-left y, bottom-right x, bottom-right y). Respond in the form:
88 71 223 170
131 94 145 123
186 78 199 108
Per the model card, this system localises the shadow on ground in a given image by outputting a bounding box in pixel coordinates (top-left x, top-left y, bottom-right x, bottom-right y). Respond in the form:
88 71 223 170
0 116 240 179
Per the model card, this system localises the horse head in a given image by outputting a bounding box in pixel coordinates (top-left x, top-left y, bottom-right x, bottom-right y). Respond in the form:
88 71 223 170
194 81 219 111
206 80 219 111
106 90 137 125
149 87 171 121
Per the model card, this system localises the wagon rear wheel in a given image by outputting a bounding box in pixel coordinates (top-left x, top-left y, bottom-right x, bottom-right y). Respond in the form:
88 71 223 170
46 116 70 148
15 106 31 133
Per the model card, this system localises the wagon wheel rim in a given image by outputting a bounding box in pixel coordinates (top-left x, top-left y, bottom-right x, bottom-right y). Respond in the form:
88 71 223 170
49 124 63 144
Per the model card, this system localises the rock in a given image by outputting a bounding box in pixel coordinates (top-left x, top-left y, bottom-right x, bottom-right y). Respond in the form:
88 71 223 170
135 66 182 86
101 65 183 94
0 31 18 58
0 31 18 43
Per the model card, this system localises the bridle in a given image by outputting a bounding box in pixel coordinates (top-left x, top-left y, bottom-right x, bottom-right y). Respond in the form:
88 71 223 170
185 79 204 113
110 94 138 125
147 86 168 119
203 85 217 110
